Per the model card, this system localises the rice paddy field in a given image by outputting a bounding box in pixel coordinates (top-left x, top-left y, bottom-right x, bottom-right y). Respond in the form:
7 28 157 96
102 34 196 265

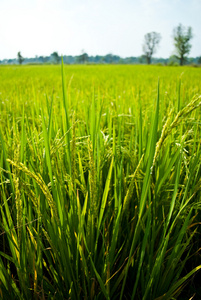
0 63 201 300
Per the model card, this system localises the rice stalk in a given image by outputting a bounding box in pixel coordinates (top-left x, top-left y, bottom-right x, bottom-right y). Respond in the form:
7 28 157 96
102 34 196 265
152 95 201 170
88 137 97 218
7 159 59 224
71 111 77 190
13 126 22 244
122 154 144 215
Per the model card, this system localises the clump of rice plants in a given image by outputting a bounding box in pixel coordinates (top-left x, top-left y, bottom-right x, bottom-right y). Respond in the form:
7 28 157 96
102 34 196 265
0 62 201 299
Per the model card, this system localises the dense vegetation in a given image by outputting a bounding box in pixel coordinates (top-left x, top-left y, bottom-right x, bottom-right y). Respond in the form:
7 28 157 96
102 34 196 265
1 53 201 65
0 64 201 299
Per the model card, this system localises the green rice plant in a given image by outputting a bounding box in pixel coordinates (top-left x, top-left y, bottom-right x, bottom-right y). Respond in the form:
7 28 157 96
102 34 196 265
0 63 201 299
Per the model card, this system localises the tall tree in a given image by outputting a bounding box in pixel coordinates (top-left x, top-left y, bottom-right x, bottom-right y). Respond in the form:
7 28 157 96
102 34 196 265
17 52 24 65
143 32 161 64
173 24 193 66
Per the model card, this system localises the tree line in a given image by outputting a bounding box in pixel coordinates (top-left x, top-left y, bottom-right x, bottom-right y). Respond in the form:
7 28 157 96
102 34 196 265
142 24 193 65
1 24 200 66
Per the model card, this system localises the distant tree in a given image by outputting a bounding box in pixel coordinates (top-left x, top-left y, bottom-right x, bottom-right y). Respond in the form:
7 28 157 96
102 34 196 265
51 52 60 64
17 52 24 65
104 53 113 64
38 56 44 63
168 55 179 66
139 55 147 64
100 56 105 64
173 24 193 66
142 32 161 64
8 59 13 64
78 51 89 64
43 56 50 63
188 57 194 64
112 55 121 64
198 56 201 64
63 55 74 64
94 55 102 63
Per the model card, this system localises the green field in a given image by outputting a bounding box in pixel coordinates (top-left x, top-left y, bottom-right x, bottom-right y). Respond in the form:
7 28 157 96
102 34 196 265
0 64 201 299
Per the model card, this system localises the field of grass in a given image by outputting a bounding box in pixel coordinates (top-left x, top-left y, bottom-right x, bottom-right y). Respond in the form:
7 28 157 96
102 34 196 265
0 63 201 299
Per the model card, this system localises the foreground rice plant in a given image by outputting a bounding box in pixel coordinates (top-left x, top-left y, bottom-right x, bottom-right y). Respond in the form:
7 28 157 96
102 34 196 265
0 63 201 299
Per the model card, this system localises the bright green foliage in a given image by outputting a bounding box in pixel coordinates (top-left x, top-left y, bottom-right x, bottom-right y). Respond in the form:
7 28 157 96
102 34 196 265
0 64 201 299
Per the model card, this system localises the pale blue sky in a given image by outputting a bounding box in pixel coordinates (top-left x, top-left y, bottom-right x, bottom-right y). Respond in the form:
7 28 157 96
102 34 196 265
0 0 200 60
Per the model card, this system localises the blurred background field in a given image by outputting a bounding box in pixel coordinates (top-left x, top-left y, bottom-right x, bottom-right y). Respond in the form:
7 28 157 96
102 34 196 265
1 64 201 120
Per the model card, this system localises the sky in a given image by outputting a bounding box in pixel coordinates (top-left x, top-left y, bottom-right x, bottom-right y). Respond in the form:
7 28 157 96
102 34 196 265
0 0 200 60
